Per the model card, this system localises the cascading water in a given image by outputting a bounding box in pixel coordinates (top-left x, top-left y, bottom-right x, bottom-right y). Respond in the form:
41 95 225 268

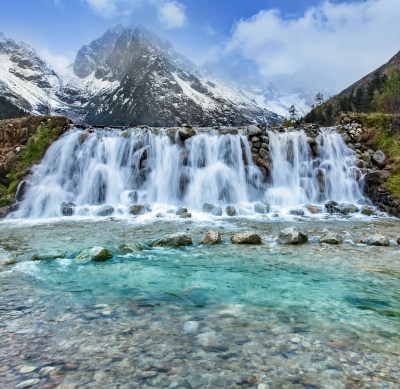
12 129 263 218
266 129 364 209
10 127 365 219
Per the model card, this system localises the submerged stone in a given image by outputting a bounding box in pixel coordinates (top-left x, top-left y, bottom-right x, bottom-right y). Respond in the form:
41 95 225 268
76 247 113 262
361 234 390 246
202 230 221 245
225 205 237 216
279 227 308 244
231 233 261 244
129 204 145 215
0 249 15 267
202 203 222 216
95 205 115 216
60 201 75 216
254 202 270 214
289 209 305 216
153 232 193 247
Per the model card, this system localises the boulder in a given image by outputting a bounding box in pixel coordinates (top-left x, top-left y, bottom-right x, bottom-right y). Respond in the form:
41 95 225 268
202 203 222 216
201 230 221 245
176 208 191 218
225 205 237 216
305 204 322 214
325 200 338 214
320 231 343 244
60 202 75 216
289 209 305 216
231 233 262 244
153 232 193 247
364 170 390 186
259 148 270 161
336 203 359 214
247 125 262 137
95 205 114 216
254 202 270 214
129 204 145 215
15 180 28 202
360 206 375 216
178 127 196 141
397 237 400 245
76 247 113 262
278 227 308 244
360 152 371 165
372 150 386 168
360 234 390 246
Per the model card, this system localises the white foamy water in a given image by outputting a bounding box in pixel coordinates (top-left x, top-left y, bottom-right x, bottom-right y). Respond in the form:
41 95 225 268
10 127 365 219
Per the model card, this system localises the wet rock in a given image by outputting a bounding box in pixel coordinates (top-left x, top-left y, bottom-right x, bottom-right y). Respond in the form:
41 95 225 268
129 204 145 215
0 249 15 266
127 190 138 203
247 125 262 137
176 207 191 218
153 232 193 247
225 205 237 216
178 126 196 141
183 321 199 333
364 170 390 186
278 227 308 244
397 237 400 245
202 202 222 216
289 209 305 216
254 202 270 214
15 180 28 202
361 234 390 246
305 204 322 214
60 201 75 216
16 379 40 388
95 205 114 216
372 150 386 168
259 148 270 161
76 246 113 262
337 203 359 214
325 200 338 214
320 231 343 244
201 230 221 245
361 206 375 216
355 159 365 168
231 233 262 244
19 365 36 374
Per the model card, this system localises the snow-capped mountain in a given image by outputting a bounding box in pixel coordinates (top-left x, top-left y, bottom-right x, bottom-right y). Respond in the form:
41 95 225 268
0 27 286 126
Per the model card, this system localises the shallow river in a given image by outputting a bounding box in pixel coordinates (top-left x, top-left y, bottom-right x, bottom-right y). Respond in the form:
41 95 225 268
1 215 400 388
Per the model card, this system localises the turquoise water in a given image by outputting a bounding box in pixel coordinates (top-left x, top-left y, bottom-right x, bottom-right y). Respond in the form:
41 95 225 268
1 218 400 388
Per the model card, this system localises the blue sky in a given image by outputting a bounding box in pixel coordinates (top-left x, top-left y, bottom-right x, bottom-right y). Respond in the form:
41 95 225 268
1 0 400 93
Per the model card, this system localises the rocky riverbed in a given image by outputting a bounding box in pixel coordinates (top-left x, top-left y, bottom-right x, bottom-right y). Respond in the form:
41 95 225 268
1 216 400 388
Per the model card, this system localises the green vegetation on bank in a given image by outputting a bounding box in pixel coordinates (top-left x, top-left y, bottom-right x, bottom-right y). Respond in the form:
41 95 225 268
0 116 71 208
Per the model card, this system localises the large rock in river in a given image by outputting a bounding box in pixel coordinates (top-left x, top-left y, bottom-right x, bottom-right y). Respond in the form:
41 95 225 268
360 234 390 246
76 247 113 262
278 227 308 244
320 231 343 244
201 230 221 245
202 203 222 216
231 233 261 244
153 232 193 247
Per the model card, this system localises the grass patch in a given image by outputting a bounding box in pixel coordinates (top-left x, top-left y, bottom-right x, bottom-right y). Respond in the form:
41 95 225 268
22 124 56 166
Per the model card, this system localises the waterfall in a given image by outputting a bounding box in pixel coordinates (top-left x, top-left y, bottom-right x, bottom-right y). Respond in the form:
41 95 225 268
10 127 365 219
266 129 364 208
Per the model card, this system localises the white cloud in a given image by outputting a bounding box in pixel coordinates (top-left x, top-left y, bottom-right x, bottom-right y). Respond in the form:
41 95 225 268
38 46 74 77
157 1 186 29
227 0 400 93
